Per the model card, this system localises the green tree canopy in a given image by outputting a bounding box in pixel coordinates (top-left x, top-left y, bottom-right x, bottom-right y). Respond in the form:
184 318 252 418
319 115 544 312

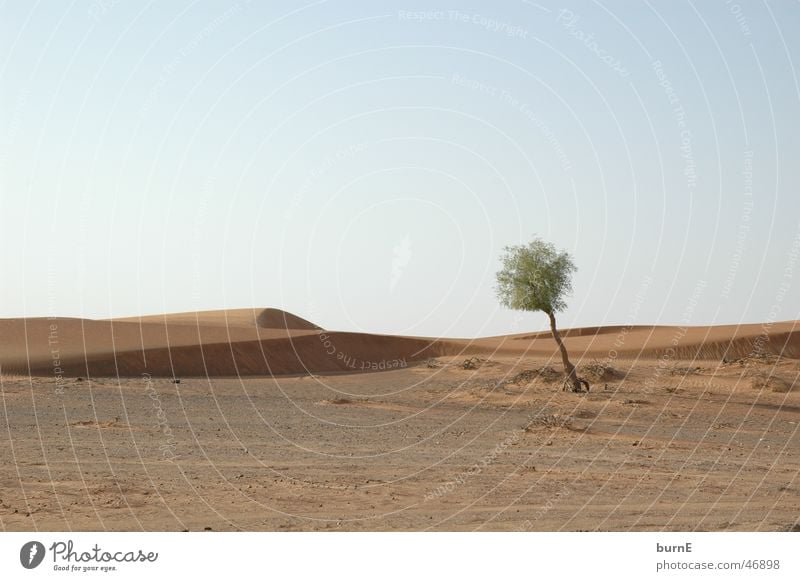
495 238 576 315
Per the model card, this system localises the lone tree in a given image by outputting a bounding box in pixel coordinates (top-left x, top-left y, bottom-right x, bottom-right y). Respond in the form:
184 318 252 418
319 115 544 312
495 238 588 392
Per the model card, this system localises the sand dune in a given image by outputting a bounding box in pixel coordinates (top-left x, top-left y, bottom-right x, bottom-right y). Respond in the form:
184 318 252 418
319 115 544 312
0 309 797 378
111 307 321 331
489 321 800 361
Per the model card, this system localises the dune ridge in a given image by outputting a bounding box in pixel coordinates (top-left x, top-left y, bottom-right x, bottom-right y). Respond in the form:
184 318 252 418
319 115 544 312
110 307 321 330
1 309 797 378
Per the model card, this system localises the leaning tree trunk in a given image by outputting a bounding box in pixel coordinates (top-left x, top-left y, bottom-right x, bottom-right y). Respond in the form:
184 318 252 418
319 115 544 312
547 311 582 391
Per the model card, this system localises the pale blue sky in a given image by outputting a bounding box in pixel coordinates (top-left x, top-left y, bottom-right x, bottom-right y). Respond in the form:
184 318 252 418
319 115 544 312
1 1 798 337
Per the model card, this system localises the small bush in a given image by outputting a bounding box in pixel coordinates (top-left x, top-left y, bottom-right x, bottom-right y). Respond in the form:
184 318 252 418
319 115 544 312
582 360 619 381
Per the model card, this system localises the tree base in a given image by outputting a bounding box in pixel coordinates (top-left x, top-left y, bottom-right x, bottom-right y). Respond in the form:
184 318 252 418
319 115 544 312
562 377 590 393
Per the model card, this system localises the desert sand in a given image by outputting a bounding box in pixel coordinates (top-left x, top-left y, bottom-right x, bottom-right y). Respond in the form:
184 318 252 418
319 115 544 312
0 308 798 531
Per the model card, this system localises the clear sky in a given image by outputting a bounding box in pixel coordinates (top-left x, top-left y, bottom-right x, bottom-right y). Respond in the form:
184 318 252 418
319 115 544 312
1 1 798 337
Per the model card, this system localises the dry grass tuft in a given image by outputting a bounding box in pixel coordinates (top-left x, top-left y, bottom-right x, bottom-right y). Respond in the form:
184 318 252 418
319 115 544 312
524 411 573 431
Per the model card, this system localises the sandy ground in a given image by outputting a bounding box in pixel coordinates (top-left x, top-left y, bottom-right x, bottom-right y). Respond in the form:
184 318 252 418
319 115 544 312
1 310 798 531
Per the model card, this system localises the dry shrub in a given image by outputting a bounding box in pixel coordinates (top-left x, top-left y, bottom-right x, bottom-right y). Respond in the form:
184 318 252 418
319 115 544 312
668 365 702 376
497 366 564 386
724 353 780 367
505 367 563 385
462 357 490 370
524 411 573 431
622 398 650 406
505 369 539 385
71 416 124 429
535 365 563 383
582 360 619 381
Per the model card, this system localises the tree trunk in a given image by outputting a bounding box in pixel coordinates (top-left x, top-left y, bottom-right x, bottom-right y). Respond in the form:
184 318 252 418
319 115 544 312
547 311 581 391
